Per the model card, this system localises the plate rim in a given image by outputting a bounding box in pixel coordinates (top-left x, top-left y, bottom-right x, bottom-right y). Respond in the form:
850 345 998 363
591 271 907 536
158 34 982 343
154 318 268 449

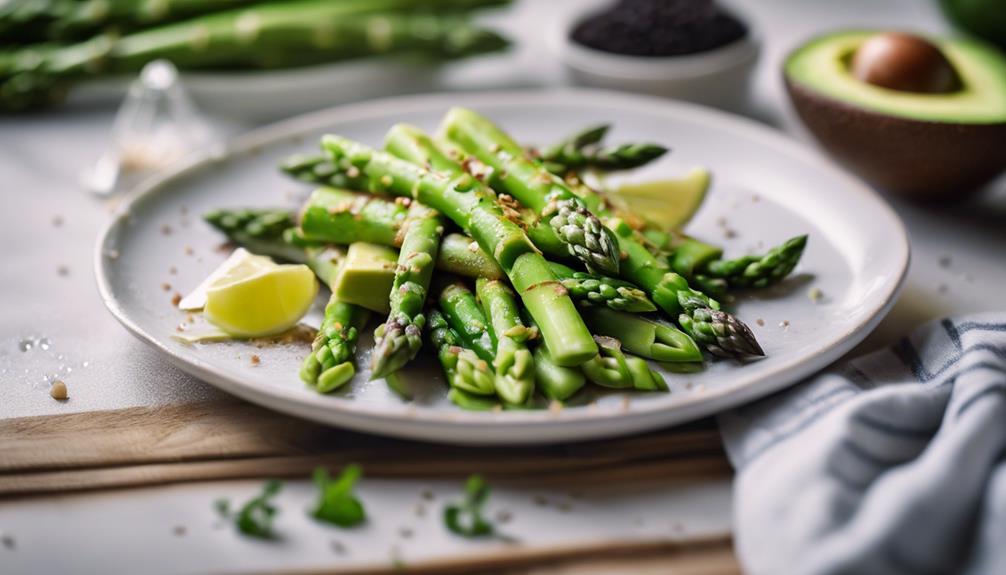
94 88 910 442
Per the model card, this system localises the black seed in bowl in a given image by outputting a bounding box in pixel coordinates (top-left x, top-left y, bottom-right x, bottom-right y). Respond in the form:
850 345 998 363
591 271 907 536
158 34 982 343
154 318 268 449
571 0 748 57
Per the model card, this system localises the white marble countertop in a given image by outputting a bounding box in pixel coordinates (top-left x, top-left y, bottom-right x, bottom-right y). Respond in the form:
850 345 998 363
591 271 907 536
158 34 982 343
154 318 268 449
1 1 1004 573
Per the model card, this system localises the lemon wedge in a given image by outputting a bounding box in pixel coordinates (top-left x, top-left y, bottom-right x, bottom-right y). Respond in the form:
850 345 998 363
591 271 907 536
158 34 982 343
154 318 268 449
610 167 711 230
200 249 318 338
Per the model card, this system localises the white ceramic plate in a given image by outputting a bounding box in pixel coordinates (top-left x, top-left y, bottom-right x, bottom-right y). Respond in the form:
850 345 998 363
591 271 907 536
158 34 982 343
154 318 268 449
95 89 909 445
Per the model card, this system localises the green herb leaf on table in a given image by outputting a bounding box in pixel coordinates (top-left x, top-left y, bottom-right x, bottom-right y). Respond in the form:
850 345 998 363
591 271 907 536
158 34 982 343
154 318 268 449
312 465 367 528
443 475 496 538
215 480 282 539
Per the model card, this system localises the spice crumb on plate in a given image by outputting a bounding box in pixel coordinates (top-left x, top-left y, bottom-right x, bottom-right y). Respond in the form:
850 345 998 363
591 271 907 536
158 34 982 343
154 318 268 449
250 355 261 366
50 380 68 400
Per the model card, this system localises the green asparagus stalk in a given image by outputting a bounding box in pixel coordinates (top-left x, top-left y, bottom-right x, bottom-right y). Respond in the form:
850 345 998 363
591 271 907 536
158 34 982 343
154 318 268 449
537 124 668 174
548 261 656 313
581 307 702 363
533 346 585 402
427 309 495 396
438 107 621 275
448 387 500 411
608 219 763 359
672 236 809 291
300 294 370 393
438 281 495 364
475 278 535 405
578 335 667 391
299 186 409 247
370 204 443 379
207 204 504 279
1 1 509 112
320 131 597 366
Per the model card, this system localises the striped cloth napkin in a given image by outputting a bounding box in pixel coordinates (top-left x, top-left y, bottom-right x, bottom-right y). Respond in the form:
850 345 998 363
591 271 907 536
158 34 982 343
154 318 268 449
720 312 1006 575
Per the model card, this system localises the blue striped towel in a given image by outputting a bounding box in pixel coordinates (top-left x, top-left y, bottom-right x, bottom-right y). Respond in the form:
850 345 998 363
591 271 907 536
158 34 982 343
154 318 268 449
719 313 1006 575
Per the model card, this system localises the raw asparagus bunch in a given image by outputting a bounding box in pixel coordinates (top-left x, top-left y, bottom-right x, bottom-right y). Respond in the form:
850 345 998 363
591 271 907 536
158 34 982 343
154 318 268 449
476 278 535 405
319 131 599 366
0 0 509 112
427 309 496 396
370 204 443 379
439 107 622 275
536 124 668 175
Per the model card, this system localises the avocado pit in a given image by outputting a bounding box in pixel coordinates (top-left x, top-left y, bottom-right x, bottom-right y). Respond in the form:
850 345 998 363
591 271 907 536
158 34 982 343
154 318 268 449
851 32 961 94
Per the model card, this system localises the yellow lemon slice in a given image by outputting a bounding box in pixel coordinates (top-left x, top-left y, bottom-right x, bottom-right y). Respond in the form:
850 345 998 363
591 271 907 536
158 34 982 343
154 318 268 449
610 167 711 230
203 251 318 338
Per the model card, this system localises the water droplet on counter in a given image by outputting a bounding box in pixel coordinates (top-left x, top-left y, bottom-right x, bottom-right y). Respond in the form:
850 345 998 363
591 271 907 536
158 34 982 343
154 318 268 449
18 339 33 352
38 337 51 351
82 361 90 368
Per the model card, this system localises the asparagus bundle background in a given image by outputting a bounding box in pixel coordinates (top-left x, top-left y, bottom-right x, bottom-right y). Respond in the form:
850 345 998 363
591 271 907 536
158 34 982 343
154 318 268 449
204 110 807 410
0 0 511 112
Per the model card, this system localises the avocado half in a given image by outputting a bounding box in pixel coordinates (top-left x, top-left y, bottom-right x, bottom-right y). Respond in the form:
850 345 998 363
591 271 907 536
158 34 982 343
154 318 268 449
784 30 1006 199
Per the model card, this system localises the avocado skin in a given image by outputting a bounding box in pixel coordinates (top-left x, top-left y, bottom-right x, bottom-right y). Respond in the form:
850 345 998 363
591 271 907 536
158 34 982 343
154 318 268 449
785 77 1006 199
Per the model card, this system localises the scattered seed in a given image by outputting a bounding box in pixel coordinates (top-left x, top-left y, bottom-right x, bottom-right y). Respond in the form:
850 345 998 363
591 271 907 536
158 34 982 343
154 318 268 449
52 215 64 227
1 532 15 549
173 526 187 537
57 265 69 277
398 527 413 539
169 266 177 275
724 228 738 239
50 380 68 400
495 510 513 524
808 287 824 303
413 503 426 518
779 320 790 330
171 293 182 306
938 255 952 269
184 246 194 256
331 540 346 555
161 224 173 236
756 318 765 327
162 283 172 292
250 355 261 366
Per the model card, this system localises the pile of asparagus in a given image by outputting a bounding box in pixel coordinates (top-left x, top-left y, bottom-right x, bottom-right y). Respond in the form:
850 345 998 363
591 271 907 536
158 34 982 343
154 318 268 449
0 0 510 112
205 108 807 409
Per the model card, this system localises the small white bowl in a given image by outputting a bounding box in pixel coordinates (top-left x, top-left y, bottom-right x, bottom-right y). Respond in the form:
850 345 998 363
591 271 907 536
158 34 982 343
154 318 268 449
549 1 760 111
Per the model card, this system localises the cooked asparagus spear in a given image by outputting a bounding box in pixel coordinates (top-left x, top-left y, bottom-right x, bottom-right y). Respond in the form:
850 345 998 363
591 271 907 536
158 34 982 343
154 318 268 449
321 131 598 366
672 235 809 292
438 281 495 364
607 218 764 359
427 308 495 396
438 107 621 275
1 2 509 111
301 294 370 392
299 187 409 247
475 278 535 405
537 124 668 174
580 307 702 363
371 204 443 379
533 346 585 402
548 261 656 313
207 205 504 279
579 335 666 391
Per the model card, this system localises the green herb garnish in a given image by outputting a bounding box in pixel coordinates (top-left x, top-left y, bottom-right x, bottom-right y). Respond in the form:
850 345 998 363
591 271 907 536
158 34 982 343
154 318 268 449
443 474 495 538
216 480 282 539
311 465 366 527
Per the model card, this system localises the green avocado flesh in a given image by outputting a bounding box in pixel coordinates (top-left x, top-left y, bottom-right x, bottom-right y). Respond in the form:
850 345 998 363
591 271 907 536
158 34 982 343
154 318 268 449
785 30 1006 124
